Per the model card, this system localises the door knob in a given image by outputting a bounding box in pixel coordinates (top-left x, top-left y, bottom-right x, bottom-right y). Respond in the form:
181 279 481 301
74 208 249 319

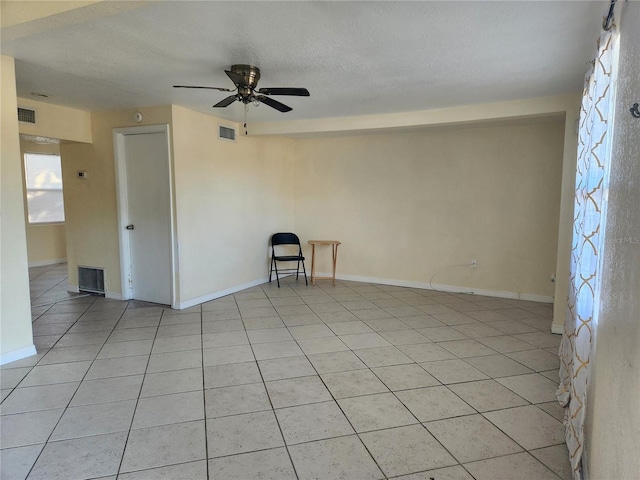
126 225 135 230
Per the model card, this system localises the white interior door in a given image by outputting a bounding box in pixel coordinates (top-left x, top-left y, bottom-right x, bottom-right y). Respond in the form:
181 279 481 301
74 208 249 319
122 132 172 305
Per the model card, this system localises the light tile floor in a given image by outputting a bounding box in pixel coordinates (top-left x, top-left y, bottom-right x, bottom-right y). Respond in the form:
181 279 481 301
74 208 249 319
1 263 572 479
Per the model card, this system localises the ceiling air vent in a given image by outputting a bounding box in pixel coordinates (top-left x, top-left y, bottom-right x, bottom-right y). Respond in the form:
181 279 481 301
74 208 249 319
17 107 36 124
218 125 236 142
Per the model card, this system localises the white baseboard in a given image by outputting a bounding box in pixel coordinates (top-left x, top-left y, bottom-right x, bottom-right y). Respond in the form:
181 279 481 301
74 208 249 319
28 258 67 268
0 344 37 366
99 273 554 311
179 277 270 310
67 285 122 300
318 272 554 304
68 284 120 300
106 291 123 300
551 323 564 335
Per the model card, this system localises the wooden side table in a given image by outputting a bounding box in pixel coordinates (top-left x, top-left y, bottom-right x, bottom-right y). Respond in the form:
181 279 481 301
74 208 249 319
307 240 341 286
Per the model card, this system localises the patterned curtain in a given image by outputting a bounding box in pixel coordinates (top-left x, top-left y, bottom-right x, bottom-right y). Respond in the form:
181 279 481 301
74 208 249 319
557 29 618 480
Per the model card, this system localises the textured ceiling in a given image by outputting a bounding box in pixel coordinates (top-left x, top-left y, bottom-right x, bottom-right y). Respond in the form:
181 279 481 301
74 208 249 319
1 1 604 123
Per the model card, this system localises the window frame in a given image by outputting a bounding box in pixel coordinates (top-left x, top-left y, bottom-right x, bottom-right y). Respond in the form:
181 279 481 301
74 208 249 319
23 152 66 225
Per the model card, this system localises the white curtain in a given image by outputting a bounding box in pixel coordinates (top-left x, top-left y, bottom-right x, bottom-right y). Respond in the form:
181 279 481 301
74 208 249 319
557 28 618 480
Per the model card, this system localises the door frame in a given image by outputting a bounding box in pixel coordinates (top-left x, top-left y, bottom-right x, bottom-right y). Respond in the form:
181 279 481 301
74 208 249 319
113 124 179 308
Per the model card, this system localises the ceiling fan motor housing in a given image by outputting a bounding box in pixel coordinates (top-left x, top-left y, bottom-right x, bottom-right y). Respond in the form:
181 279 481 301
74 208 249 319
231 64 260 102
230 64 261 87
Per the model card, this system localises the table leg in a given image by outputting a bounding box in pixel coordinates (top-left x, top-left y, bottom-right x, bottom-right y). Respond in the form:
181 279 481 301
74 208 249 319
332 244 339 286
311 244 316 286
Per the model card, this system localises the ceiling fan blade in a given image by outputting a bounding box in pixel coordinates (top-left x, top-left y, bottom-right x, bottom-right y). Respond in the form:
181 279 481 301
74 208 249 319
258 87 310 97
174 85 234 92
225 70 249 88
213 95 238 108
257 95 292 113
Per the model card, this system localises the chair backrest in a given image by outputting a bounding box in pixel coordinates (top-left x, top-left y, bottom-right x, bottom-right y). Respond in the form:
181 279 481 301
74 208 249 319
271 232 301 247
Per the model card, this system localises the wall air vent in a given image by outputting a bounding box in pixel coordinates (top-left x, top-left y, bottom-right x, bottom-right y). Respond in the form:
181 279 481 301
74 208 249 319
78 266 105 295
218 125 236 142
17 107 36 124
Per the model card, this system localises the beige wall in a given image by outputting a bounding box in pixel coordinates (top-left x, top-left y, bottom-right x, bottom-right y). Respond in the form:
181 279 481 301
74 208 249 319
171 105 295 304
551 108 580 333
9 94 572 312
16 98 93 268
20 138 67 265
256 93 579 325
293 120 565 299
1 56 35 363
17 97 91 143
60 106 173 295
584 3 640 478
252 94 579 137
59 104 294 304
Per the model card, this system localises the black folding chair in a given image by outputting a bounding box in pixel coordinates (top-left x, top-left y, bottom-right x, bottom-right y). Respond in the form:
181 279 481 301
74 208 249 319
269 232 308 288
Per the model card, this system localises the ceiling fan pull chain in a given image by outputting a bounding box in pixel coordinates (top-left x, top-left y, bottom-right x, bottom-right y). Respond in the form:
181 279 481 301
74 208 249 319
244 103 249 135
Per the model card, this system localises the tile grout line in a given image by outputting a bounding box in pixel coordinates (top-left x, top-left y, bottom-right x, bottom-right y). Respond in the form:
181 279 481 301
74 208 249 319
5 306 86 405
27 265 71 305
272 280 392 479
20 295 129 479
198 302 210 480
248 285 302 480
271 279 562 478
301 285 393 479
113 303 162 477
322 280 468 477
5 269 563 479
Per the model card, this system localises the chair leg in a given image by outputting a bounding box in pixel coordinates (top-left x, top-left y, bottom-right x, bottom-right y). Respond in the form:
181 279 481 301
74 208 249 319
273 260 281 288
296 259 301 280
302 260 308 286
269 257 274 283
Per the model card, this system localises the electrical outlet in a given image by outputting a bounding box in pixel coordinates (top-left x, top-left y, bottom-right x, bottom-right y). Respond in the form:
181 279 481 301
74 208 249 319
471 259 477 268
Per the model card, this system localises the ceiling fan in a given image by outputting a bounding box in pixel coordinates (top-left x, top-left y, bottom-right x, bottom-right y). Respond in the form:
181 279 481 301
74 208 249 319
174 64 309 113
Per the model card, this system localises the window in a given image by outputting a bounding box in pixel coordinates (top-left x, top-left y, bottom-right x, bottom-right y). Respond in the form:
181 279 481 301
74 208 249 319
23 153 65 224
